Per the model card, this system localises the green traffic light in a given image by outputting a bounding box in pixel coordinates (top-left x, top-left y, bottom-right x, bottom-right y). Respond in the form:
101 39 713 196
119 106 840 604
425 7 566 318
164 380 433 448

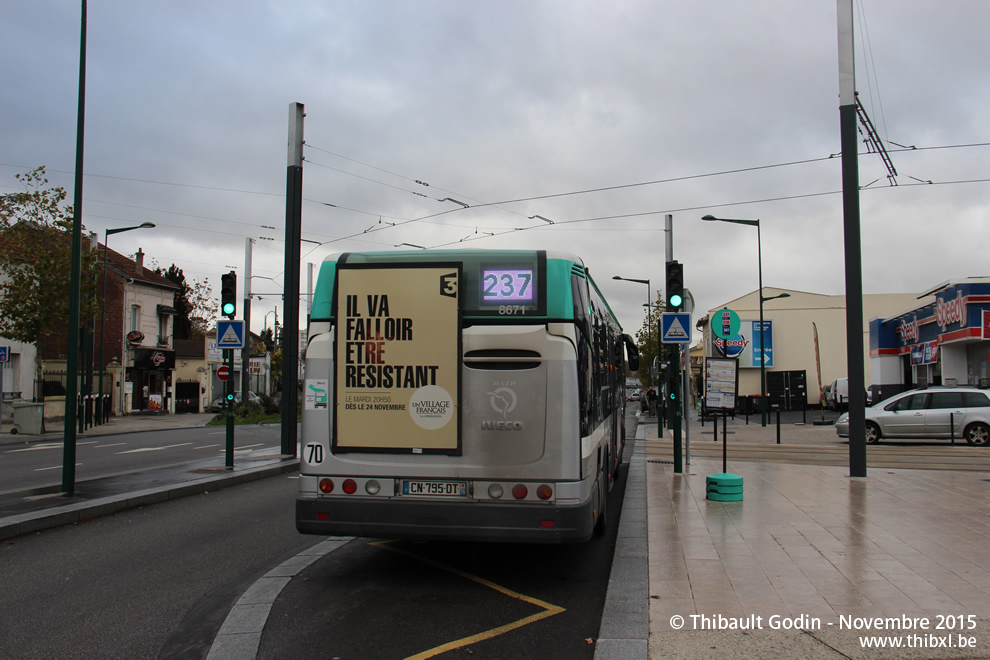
222 302 236 316
669 293 683 307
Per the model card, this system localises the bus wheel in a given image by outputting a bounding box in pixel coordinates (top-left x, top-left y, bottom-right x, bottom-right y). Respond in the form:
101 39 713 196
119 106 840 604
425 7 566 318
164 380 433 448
593 469 608 537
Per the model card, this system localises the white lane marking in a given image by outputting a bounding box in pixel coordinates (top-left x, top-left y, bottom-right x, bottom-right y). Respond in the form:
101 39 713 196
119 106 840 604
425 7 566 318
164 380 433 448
35 463 82 471
93 442 127 448
115 443 194 454
6 443 63 453
195 443 222 450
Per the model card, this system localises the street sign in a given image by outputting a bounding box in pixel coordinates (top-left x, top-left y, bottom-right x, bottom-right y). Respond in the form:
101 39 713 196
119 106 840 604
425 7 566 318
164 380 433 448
712 308 740 339
750 320 774 367
217 365 230 381
0 346 8 363
217 319 246 349
661 313 692 344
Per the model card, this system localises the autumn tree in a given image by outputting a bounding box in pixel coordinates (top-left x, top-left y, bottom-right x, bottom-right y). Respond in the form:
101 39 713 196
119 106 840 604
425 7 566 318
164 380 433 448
0 167 102 372
634 290 666 386
154 264 219 339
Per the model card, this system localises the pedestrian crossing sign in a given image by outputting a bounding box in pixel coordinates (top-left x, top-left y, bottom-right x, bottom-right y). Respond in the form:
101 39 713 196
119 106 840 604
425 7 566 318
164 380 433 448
216 319 246 348
661 313 692 344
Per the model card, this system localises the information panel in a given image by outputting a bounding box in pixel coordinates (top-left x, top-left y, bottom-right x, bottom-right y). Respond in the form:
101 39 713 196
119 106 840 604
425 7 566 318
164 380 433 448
334 264 461 453
705 357 739 411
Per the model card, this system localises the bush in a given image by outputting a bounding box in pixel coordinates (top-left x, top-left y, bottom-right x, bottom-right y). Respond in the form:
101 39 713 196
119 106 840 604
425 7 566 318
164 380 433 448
260 392 280 415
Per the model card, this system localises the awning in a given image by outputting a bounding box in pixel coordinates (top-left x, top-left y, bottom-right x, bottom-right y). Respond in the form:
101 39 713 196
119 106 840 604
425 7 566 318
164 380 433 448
157 305 178 315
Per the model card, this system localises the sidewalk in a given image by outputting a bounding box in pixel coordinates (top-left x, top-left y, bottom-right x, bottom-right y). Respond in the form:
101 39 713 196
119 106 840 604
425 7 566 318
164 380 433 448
0 411 219 446
643 416 990 658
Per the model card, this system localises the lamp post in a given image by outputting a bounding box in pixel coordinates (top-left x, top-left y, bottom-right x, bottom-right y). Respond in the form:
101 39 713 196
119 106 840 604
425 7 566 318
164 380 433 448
613 275 661 426
98 222 155 423
701 214 771 426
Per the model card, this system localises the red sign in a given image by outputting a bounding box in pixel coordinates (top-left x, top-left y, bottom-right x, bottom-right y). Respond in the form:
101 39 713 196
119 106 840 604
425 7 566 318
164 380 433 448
217 365 230 381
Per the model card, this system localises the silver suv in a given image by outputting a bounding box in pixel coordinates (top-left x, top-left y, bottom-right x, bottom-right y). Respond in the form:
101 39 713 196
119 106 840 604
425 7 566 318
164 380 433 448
835 386 990 446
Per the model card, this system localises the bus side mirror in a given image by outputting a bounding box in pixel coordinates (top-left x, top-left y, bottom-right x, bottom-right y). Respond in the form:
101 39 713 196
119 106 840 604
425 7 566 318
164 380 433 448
622 334 639 371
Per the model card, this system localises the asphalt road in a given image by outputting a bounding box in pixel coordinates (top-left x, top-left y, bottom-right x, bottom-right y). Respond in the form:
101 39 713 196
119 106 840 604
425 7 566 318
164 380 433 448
1 418 636 659
0 425 282 494
0 472 312 659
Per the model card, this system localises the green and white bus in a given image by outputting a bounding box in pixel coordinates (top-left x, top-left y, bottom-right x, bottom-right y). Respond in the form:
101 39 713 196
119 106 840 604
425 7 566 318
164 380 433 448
295 249 639 543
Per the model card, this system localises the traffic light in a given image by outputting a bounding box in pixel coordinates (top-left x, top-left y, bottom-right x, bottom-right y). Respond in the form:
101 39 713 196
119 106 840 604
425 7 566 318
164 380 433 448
666 261 684 311
220 271 236 318
225 379 235 406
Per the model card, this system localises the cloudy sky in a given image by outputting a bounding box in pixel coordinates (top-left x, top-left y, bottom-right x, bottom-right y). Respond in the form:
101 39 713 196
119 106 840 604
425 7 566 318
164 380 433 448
2 1 988 340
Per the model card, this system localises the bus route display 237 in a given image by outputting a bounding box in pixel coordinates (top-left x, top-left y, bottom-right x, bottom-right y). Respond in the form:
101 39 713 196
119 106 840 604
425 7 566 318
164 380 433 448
333 263 462 453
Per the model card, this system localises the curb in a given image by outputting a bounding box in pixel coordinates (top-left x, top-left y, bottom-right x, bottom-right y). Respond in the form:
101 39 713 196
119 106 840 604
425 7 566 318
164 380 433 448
0 458 300 542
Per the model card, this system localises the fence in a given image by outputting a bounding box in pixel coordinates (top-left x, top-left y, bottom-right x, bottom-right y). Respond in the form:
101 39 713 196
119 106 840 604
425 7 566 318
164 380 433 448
34 370 114 428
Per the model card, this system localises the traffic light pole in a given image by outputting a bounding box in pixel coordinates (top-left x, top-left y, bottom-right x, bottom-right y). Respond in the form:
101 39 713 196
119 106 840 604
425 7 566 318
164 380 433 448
225 348 235 468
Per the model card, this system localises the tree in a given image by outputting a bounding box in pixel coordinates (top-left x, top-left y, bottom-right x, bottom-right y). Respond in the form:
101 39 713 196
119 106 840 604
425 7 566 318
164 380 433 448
259 327 275 354
0 167 102 370
633 290 666 386
153 263 219 339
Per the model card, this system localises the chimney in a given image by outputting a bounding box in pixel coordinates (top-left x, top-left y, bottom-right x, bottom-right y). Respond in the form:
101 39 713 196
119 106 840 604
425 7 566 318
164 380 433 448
135 248 144 275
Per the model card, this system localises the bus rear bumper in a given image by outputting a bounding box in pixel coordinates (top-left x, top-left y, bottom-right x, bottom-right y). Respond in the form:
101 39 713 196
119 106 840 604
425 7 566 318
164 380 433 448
296 496 596 543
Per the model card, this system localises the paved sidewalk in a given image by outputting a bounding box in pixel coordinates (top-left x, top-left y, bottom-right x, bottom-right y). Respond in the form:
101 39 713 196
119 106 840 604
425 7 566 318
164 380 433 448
644 419 990 659
0 411 218 445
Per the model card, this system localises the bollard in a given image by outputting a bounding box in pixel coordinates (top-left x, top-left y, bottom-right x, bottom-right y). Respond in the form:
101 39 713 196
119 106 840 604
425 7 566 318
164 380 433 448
776 407 781 444
950 412 955 445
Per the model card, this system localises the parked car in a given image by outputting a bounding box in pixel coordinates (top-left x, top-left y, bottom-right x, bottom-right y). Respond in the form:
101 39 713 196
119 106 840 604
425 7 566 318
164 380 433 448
210 391 262 412
827 378 848 410
835 386 990 445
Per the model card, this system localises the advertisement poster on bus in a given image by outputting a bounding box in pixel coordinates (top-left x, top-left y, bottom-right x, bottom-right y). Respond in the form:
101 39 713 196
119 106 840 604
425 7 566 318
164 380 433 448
334 264 461 453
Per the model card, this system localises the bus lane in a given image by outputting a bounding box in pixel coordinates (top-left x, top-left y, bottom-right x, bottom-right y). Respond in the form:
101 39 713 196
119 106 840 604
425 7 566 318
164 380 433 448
258 459 630 659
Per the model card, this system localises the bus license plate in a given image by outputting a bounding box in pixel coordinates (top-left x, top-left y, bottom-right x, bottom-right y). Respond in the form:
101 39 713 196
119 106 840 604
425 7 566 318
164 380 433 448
402 480 467 497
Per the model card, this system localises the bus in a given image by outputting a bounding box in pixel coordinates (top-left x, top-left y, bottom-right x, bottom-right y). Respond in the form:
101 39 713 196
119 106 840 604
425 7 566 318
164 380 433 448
295 249 639 543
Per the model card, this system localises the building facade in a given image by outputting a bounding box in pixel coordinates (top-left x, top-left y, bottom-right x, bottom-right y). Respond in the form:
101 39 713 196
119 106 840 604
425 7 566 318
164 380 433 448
869 278 990 403
698 288 919 408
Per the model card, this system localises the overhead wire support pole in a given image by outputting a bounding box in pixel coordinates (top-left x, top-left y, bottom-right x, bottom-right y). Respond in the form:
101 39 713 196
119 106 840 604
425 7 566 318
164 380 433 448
838 0 867 478
281 102 304 457
63 0 87 497
242 237 253 402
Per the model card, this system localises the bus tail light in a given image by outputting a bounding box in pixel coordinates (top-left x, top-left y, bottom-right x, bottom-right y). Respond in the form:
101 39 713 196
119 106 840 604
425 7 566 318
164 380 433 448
343 479 357 494
536 484 553 500
365 480 381 495
488 483 504 499
512 484 528 500
319 478 334 493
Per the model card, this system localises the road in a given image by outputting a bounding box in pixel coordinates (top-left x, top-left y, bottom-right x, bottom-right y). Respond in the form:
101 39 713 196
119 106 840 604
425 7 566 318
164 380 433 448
0 425 282 495
0 419 636 659
0 472 312 659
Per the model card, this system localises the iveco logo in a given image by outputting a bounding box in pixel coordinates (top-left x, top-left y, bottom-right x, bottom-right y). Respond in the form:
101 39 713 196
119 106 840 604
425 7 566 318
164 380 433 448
481 420 524 431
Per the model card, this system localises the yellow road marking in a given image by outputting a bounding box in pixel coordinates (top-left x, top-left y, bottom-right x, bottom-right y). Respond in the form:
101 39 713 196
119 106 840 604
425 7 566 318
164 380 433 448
369 540 566 660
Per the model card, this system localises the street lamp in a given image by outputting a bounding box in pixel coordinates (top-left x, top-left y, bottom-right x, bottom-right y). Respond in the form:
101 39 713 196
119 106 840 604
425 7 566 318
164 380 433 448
701 214 771 427
98 222 155 423
613 275 660 422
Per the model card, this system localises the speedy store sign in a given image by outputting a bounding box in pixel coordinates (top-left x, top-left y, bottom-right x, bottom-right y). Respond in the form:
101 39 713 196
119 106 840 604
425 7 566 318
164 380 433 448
334 264 461 454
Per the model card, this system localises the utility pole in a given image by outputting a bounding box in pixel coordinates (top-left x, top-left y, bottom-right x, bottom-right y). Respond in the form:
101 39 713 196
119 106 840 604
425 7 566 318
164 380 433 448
281 102 304 457
242 237 253 400
838 0 867 477
63 0 88 496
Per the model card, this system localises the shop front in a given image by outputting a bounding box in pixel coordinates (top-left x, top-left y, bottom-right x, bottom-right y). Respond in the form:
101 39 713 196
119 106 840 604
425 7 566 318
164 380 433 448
125 347 176 414
869 280 990 404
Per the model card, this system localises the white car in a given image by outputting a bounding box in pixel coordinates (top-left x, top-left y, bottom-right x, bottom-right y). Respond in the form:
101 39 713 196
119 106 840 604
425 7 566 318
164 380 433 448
210 391 263 412
835 386 990 446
